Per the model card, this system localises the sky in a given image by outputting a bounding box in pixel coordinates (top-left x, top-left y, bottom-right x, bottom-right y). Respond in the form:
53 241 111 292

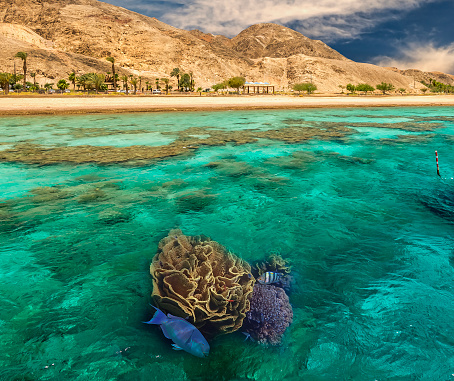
103 0 454 74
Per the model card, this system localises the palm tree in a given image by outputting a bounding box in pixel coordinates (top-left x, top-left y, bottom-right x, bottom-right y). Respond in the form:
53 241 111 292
106 57 117 90
68 71 76 91
162 78 169 94
30 72 36 89
77 74 90 93
89 73 105 94
121 75 129 94
189 72 194 92
44 83 54 93
15 52 28 91
0 72 12 94
155 78 160 90
139 76 142 92
145 81 149 93
57 79 69 92
130 77 138 95
170 68 180 91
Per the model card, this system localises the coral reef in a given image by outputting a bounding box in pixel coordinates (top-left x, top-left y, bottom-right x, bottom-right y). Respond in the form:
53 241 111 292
378 134 436 145
150 230 255 336
243 284 293 345
253 254 292 276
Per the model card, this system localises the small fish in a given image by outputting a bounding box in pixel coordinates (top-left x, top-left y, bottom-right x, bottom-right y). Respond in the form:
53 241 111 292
257 271 283 285
144 306 209 358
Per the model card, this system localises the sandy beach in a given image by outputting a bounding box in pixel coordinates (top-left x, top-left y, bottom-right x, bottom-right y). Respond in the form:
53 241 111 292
1 94 454 115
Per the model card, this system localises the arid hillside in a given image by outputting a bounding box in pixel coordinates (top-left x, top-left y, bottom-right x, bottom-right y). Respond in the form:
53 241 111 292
0 0 446 92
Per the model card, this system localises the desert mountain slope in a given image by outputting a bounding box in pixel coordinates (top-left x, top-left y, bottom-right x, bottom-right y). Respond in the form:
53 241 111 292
0 24 133 84
0 0 442 92
230 23 348 61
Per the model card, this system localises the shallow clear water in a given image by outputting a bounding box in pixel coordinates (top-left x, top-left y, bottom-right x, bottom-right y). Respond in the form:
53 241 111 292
1 107 454 380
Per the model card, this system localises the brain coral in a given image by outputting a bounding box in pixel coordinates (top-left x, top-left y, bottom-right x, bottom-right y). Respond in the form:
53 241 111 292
150 230 255 335
243 284 293 345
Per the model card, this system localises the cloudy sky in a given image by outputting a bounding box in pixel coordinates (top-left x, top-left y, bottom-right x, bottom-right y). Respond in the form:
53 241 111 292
103 0 454 74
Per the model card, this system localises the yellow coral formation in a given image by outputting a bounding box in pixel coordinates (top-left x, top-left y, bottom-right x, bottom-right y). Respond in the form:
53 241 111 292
254 253 292 276
150 230 255 335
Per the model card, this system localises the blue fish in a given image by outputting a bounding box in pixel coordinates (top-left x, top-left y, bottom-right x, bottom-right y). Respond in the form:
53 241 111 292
257 271 283 285
144 306 210 358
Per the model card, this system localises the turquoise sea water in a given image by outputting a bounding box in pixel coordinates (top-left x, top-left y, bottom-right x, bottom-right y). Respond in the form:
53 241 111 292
1 107 453 380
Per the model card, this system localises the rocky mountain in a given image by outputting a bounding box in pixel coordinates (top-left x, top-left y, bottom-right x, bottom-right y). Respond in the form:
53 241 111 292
229 23 348 61
0 0 443 92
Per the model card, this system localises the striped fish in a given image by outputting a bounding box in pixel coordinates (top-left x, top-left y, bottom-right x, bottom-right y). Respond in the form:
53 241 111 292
257 271 284 285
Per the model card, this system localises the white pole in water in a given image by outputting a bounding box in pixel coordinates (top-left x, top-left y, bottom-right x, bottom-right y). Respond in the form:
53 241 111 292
435 151 440 177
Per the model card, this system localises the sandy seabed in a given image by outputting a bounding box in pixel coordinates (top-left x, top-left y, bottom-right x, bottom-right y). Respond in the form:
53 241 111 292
1 94 454 115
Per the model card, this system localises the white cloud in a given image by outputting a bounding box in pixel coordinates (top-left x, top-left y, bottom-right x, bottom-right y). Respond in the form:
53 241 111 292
374 42 454 74
160 0 434 38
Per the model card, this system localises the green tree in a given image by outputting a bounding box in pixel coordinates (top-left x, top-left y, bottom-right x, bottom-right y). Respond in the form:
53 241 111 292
398 88 406 95
30 72 37 89
228 76 246 94
68 72 76 91
15 51 28 91
293 83 305 94
44 83 54 92
106 57 117 90
179 73 191 91
293 82 316 94
421 87 428 94
76 75 88 92
162 78 170 94
130 77 138 95
346 83 356 93
189 72 194 91
57 79 69 91
155 78 161 90
121 75 129 94
212 82 226 93
90 73 105 94
170 68 181 91
356 83 375 95
376 82 395 94
0 72 12 94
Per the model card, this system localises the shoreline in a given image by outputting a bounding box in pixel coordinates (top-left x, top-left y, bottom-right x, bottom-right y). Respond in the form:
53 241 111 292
1 94 454 116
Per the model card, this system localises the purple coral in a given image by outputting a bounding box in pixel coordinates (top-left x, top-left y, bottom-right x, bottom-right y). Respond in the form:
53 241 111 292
243 284 293 345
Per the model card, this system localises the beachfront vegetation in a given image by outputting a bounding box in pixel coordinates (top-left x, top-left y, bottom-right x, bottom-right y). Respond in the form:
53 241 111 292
376 82 395 94
162 78 170 94
228 77 246 93
15 52 28 90
293 82 317 94
57 79 69 91
356 83 375 95
44 83 54 92
106 57 117 90
212 82 227 92
398 88 406 95
170 68 181 91
0 72 12 94
421 79 454 93
346 83 356 93
179 73 192 91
